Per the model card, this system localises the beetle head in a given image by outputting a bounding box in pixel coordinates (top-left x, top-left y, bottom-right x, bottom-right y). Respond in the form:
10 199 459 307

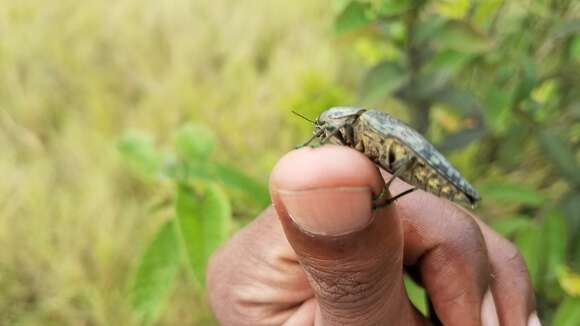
314 107 366 144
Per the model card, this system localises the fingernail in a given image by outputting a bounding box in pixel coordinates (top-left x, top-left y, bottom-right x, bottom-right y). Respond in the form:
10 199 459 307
528 311 542 326
278 187 373 236
481 289 499 326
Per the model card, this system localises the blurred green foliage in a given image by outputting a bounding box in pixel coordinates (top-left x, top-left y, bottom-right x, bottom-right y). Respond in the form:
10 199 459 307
0 0 339 324
0 0 578 324
335 0 580 323
118 124 270 324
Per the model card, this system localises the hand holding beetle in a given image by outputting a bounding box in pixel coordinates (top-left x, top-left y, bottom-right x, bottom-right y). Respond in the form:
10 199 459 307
207 146 541 325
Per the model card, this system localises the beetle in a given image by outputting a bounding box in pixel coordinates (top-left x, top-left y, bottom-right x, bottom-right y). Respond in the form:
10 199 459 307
296 107 481 208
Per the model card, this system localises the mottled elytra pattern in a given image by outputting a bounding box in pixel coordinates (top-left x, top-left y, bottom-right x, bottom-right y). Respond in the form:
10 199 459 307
315 107 481 206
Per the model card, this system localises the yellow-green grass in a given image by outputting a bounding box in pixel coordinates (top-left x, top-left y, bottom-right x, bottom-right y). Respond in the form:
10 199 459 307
0 0 344 324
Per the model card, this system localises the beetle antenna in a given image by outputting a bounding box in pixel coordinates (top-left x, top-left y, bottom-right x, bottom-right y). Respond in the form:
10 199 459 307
291 110 316 124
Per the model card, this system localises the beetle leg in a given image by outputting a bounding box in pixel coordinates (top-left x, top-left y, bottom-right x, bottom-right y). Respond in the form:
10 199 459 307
373 156 417 209
296 130 324 148
320 126 344 144
344 124 355 146
386 156 416 187
383 187 417 205
372 187 387 208
373 184 417 208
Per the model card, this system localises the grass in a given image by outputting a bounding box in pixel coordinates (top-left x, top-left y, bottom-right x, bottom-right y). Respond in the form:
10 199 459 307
0 0 344 324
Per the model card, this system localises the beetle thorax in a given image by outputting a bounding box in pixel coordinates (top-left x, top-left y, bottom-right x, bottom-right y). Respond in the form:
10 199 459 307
317 114 354 129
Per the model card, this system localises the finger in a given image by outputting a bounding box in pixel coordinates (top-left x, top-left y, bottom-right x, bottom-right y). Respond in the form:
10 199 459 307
390 173 536 324
474 218 537 325
270 145 426 326
385 173 491 325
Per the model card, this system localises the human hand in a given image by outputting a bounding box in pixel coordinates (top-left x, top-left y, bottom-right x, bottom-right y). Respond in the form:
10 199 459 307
207 145 541 325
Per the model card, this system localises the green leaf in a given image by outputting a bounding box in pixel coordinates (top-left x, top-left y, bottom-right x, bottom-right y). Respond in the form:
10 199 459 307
161 159 214 184
571 36 580 60
561 191 580 271
513 59 538 103
374 0 412 17
483 86 512 134
404 276 428 315
537 129 580 187
542 211 568 287
335 1 372 34
553 297 580 326
491 215 533 238
552 18 580 38
439 127 486 152
414 16 447 45
185 160 214 182
175 183 232 286
495 124 530 168
434 0 470 19
214 163 270 207
360 60 409 103
473 0 503 26
434 87 483 116
428 49 475 76
334 0 353 13
117 131 162 178
559 267 580 297
174 124 216 161
515 223 542 288
478 182 547 206
128 220 181 324
434 20 491 54
397 66 459 104
562 191 580 235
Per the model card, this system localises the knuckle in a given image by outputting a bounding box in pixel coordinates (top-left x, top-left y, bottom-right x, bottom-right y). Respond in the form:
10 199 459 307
460 216 484 242
490 238 536 311
433 209 490 279
303 261 390 314
498 239 529 275
447 209 486 255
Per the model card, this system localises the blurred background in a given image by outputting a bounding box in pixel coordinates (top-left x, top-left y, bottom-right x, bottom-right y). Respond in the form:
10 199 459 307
0 0 579 324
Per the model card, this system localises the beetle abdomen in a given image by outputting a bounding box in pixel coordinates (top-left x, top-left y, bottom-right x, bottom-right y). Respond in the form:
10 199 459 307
353 116 475 206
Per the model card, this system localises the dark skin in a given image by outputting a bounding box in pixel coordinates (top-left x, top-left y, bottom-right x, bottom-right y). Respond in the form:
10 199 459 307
207 146 541 325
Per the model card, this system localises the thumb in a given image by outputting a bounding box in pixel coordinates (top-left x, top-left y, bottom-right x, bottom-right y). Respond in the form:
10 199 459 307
270 146 423 325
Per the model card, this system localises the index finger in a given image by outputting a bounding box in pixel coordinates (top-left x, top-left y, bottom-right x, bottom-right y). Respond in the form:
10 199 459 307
386 171 536 325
